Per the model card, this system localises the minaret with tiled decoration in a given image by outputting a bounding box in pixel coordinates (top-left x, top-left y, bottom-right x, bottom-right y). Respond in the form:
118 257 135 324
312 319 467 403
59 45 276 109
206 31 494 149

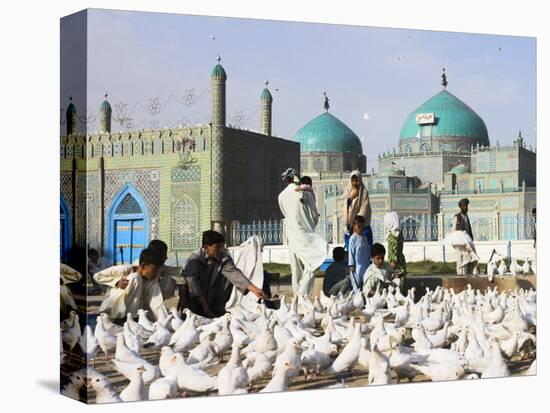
210 55 227 232
260 80 273 136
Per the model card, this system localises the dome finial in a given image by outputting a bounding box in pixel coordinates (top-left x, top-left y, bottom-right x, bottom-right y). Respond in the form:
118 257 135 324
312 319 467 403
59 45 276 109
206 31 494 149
216 53 221 63
441 68 448 89
265 79 269 87
323 91 330 112
69 96 73 102
104 92 108 99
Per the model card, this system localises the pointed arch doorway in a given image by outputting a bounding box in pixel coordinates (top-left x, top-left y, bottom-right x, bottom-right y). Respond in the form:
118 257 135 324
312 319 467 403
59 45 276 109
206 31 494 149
107 184 149 264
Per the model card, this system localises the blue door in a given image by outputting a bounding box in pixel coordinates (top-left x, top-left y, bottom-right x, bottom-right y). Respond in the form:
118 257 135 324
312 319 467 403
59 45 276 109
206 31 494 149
60 197 71 263
110 189 148 264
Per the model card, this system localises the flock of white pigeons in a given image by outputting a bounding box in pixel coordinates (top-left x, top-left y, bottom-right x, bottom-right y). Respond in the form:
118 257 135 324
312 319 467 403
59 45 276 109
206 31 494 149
60 283 536 403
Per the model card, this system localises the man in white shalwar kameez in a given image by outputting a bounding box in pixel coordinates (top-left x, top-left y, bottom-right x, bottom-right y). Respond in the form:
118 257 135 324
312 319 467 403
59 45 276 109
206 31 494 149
93 248 164 320
278 168 328 297
60 263 82 314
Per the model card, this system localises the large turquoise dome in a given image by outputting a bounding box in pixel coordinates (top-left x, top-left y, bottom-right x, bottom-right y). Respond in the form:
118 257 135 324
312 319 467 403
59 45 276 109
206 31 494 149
294 112 363 154
399 90 489 145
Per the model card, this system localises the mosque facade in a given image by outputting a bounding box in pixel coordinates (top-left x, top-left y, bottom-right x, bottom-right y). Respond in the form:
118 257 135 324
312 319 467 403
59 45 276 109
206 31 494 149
60 59 300 264
297 74 536 245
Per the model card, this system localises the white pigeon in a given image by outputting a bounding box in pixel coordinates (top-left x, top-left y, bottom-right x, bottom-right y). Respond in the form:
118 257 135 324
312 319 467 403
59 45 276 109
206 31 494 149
498 260 506 277
62 311 81 351
126 313 152 339
137 309 155 332
144 322 172 351
367 344 392 385
389 343 428 382
61 369 86 399
358 337 371 370
94 315 117 358
167 353 218 393
187 332 218 365
483 304 505 324
410 357 467 382
274 338 304 378
301 343 334 379
170 307 184 331
260 362 296 393
244 351 273 384
87 369 122 403
123 322 142 355
115 333 141 363
149 377 178 400
510 259 519 276
217 344 249 395
173 317 200 353
412 323 434 351
212 317 233 361
97 313 124 335
325 323 361 374
113 358 160 385
487 261 496 281
481 339 510 378
78 325 99 360
522 260 531 275
119 364 147 402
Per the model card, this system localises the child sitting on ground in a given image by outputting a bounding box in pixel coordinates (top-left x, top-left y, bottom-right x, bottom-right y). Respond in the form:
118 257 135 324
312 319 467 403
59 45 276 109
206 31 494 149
93 248 164 320
362 243 401 297
323 246 352 297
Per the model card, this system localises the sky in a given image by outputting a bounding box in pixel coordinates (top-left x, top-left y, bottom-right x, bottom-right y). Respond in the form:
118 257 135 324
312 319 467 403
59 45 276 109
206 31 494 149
62 8 537 171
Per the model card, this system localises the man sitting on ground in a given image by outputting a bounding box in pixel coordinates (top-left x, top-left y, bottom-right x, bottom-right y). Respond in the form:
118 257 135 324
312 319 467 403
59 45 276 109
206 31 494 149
178 230 265 318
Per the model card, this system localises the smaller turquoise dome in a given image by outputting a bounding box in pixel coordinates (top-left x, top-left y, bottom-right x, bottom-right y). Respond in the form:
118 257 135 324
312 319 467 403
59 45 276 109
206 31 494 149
450 163 469 174
100 99 112 113
294 112 363 154
66 97 76 115
261 88 273 102
211 63 227 80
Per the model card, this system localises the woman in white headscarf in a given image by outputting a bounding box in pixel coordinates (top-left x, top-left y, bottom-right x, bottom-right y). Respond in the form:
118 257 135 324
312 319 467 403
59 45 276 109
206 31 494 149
342 170 372 250
384 212 407 275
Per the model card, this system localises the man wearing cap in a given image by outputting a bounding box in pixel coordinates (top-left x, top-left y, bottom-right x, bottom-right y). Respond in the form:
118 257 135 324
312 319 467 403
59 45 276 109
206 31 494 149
453 198 477 275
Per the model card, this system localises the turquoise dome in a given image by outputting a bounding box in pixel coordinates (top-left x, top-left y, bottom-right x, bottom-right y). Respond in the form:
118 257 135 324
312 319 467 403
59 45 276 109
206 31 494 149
261 88 273 102
211 63 227 80
66 100 76 115
400 90 489 144
450 163 469 174
294 112 363 154
100 99 112 113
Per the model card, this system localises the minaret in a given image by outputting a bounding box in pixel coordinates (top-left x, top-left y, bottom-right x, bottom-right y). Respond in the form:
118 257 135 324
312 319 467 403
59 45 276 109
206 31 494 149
210 55 227 232
260 80 273 136
66 96 77 135
211 54 227 126
99 93 112 133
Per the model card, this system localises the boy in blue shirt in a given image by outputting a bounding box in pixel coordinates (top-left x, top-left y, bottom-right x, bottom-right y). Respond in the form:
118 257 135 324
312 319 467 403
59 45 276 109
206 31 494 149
348 215 371 291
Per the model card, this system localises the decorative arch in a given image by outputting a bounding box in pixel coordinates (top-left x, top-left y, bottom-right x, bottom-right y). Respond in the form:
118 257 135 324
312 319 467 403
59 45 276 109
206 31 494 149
60 195 71 263
106 183 149 264
376 181 385 191
393 182 402 192
172 194 199 250
420 143 431 152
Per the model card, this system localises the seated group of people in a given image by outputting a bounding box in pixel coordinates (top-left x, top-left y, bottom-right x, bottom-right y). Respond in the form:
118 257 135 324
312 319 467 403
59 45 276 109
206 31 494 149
323 213 407 299
90 231 265 321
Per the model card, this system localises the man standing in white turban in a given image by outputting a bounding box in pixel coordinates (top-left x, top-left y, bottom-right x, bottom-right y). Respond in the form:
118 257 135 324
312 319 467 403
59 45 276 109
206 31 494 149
278 168 328 296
